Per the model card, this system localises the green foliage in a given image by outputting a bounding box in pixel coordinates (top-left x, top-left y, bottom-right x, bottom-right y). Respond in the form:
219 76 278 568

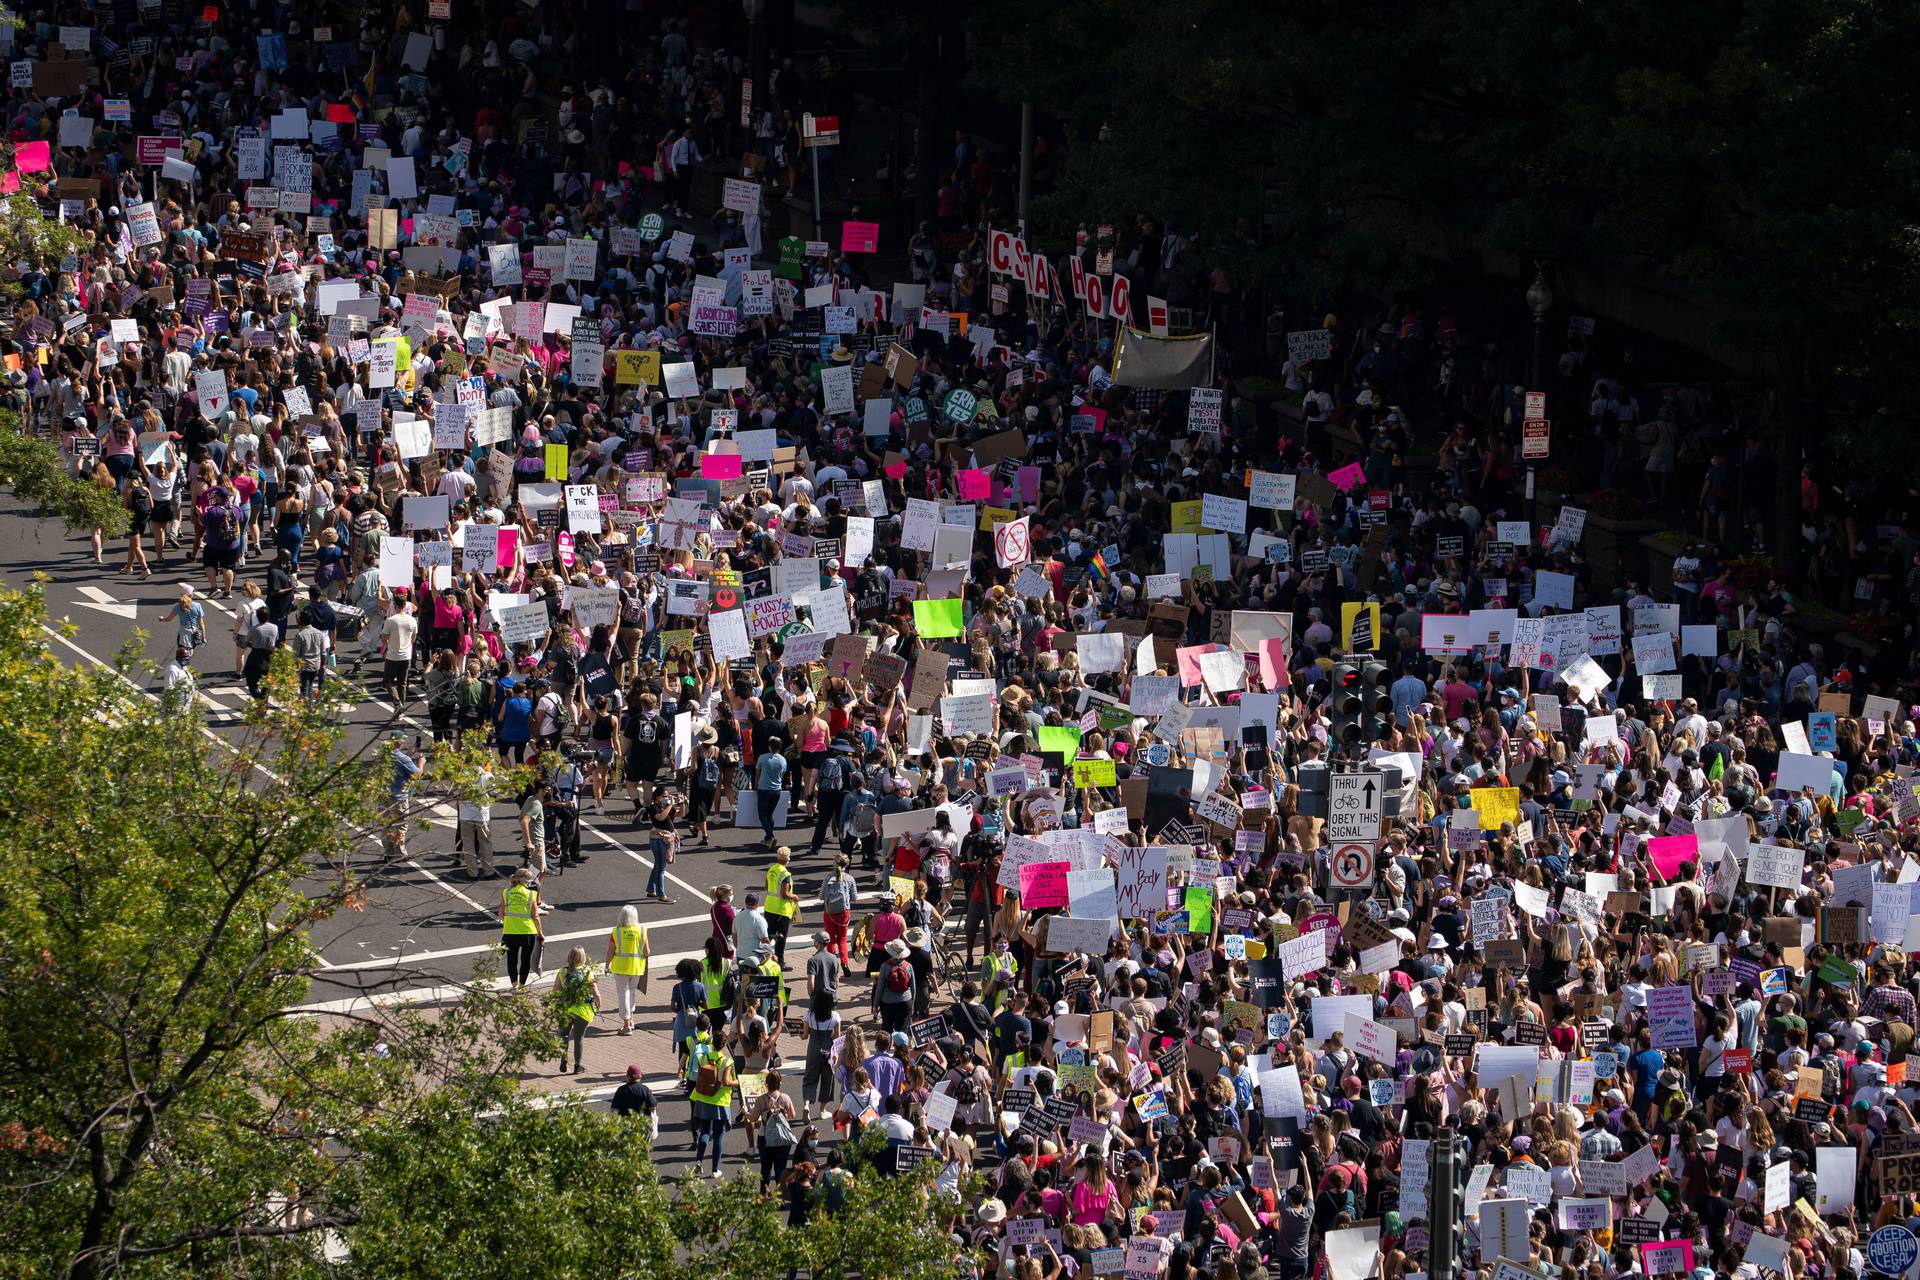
668 1129 982 1279
342 1099 677 1280
0 585 982 1278
0 412 129 537
964 0 1920 370
0 191 87 288
0 585 548 1278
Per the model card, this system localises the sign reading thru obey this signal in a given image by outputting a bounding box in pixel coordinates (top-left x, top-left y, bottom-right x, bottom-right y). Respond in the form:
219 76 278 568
1327 772 1385 844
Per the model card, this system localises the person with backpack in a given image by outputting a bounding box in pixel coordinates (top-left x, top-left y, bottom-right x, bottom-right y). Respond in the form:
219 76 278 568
808 737 854 856
688 726 722 843
200 485 243 597
872 937 916 1035
622 690 666 811
685 1012 737 1179
845 767 880 868
819 855 859 965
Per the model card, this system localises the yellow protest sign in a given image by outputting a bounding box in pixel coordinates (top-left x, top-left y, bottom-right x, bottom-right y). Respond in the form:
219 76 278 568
1340 602 1381 652
613 349 660 385
978 505 1018 531
888 875 918 902
1072 758 1118 788
1171 500 1204 533
544 443 569 482
1470 787 1521 830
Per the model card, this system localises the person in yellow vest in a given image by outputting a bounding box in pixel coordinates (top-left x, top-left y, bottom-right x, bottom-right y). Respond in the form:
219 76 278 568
499 867 546 988
552 945 599 1074
981 936 1019 1012
603 905 651 1035
764 844 798 964
699 935 734 1040
685 1011 737 1178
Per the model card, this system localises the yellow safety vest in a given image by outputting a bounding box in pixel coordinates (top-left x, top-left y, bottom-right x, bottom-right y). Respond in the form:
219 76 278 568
701 959 728 1009
503 884 538 936
611 925 648 976
765 862 797 918
557 965 598 1023
687 1040 734 1108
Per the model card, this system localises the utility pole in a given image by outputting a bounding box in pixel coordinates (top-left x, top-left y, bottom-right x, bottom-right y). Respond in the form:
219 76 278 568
1428 1131 1461 1280
1017 100 1033 238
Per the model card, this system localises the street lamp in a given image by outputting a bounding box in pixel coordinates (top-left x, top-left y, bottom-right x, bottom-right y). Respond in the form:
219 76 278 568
741 0 765 160
1525 262 1553 391
1524 263 1553 534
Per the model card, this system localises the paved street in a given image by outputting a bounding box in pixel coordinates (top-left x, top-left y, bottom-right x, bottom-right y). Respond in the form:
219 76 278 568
0 493 897 1176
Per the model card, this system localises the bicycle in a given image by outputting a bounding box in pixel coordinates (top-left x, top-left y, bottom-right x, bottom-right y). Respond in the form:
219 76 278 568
932 925 970 995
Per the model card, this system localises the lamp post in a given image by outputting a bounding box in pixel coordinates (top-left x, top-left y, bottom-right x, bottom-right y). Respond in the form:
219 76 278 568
1525 262 1553 392
1524 264 1553 534
741 0 765 161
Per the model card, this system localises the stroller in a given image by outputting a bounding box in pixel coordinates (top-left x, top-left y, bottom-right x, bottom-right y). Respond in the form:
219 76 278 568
329 604 370 669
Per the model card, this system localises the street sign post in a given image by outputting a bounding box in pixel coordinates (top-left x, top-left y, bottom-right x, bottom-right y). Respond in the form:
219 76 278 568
1327 771 1384 844
1521 419 1551 459
1331 842 1376 889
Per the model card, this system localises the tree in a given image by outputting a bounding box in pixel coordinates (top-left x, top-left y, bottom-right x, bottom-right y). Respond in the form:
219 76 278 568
0 584 545 1278
964 0 1920 573
0 585 980 1278
0 412 129 538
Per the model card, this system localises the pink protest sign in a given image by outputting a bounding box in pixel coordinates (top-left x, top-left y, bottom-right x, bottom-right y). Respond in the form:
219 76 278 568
842 220 879 253
1327 461 1367 492
884 460 907 479
495 526 519 568
1641 1241 1694 1277
1018 860 1071 909
15 140 50 173
1646 834 1698 880
1017 465 1040 504
956 468 991 501
1258 637 1290 690
699 452 744 480
1175 643 1219 688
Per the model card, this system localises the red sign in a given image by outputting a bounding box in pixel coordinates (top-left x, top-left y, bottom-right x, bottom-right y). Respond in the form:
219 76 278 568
1724 1048 1752 1075
987 229 1029 283
1524 391 1547 420
841 220 879 254
136 136 184 166
1522 419 1551 459
739 77 752 128
802 113 840 147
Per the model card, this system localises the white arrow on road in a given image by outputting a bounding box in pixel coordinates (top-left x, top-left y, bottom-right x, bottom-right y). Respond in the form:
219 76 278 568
74 585 138 619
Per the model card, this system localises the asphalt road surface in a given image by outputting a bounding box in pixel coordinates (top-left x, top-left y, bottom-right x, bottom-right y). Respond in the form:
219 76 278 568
0 492 899 1177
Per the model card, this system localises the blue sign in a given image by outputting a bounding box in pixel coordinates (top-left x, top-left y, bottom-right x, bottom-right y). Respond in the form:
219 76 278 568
1869 1225 1918 1277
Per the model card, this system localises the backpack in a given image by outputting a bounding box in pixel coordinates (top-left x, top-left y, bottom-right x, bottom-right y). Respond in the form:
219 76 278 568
886 959 911 993
951 1070 979 1107
698 755 721 787
719 966 741 1008
204 504 238 545
818 753 846 791
692 1044 720 1095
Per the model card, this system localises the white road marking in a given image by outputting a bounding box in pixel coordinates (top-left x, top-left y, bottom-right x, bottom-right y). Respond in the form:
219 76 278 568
290 943 723 1014
75 584 138 618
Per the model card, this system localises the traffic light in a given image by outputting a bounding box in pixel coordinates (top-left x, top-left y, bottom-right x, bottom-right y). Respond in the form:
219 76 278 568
1329 662 1363 749
1361 660 1393 743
